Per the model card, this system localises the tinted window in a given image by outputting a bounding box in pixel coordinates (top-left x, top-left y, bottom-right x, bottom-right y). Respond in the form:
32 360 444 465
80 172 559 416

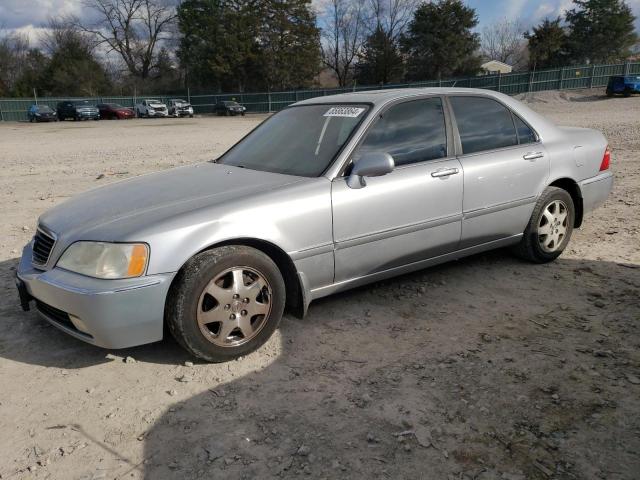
514 115 536 144
450 96 517 154
219 104 369 177
354 98 447 167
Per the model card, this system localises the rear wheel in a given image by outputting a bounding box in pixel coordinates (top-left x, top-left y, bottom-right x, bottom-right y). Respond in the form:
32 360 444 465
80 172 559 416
512 186 574 263
166 246 286 362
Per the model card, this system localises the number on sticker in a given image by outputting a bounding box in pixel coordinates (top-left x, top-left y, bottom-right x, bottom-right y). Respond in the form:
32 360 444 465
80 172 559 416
324 107 366 118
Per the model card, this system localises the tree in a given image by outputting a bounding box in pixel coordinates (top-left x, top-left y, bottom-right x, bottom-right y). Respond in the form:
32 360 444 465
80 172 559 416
565 0 637 64
178 0 320 92
12 49 50 97
525 17 569 69
256 0 321 90
480 18 528 70
401 0 481 81
40 18 111 96
0 31 30 95
355 25 404 84
78 0 177 81
320 0 368 86
354 0 416 84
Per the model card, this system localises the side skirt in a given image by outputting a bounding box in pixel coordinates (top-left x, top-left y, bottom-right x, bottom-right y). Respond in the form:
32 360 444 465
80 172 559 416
307 234 522 303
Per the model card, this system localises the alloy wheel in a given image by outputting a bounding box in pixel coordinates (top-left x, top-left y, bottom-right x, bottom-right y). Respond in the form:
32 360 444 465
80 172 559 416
196 266 272 347
537 200 569 252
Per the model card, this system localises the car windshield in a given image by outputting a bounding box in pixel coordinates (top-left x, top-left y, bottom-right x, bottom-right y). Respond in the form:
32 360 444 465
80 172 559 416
148 99 161 103
218 104 370 177
174 99 187 103
73 100 91 106
38 105 53 112
107 103 123 108
224 101 239 106
624 76 640 81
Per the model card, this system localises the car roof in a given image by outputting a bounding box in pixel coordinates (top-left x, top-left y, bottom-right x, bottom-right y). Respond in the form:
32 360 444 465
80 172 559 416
294 87 518 107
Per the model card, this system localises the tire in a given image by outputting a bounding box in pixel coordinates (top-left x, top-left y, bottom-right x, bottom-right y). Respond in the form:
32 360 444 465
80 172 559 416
512 186 575 263
606 89 613 97
166 246 286 362
623 88 631 97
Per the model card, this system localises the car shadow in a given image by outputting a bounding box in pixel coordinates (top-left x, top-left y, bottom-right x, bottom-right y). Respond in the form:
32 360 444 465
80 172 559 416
2 252 639 477
136 253 639 479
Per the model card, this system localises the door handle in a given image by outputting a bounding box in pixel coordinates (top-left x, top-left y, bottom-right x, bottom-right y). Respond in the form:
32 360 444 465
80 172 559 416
431 167 459 178
523 152 544 161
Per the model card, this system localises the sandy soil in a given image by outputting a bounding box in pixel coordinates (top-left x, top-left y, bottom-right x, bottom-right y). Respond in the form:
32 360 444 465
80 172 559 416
0 91 638 480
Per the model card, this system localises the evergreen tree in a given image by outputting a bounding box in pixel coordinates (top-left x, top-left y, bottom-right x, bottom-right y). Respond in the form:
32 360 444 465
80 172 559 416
258 0 321 90
178 0 320 92
565 0 638 64
525 18 570 69
355 26 404 85
401 0 481 81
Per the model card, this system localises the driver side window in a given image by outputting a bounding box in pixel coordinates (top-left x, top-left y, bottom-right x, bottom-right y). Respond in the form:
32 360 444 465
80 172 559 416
353 97 447 168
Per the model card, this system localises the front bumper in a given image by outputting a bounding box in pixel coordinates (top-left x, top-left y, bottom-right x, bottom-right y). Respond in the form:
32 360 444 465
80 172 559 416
148 110 169 117
17 242 175 349
580 171 613 214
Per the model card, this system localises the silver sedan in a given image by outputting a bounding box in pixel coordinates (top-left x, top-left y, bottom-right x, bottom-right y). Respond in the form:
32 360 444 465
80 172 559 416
16 88 613 362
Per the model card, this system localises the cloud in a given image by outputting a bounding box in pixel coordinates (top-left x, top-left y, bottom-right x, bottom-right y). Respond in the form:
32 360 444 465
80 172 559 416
0 0 85 29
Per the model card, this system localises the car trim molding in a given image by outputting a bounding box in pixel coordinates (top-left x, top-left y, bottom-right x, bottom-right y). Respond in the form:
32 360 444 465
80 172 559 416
310 234 523 300
334 213 463 250
463 196 536 219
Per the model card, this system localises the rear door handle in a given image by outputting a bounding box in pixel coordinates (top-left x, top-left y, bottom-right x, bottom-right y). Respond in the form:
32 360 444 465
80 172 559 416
431 167 459 178
523 152 544 161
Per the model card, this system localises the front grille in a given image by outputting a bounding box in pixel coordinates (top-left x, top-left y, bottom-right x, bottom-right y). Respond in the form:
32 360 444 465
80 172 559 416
36 301 73 329
32 228 56 266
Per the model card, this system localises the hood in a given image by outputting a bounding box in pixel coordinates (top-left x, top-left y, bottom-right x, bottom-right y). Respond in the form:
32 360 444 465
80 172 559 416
149 103 165 108
39 163 303 241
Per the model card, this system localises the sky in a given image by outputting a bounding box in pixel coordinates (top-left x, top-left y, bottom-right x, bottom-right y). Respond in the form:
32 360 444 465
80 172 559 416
2 0 640 43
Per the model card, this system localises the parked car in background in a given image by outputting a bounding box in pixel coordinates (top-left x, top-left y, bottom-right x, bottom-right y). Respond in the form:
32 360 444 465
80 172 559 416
135 99 169 118
97 103 135 120
16 88 613 363
606 75 640 97
168 99 194 117
214 100 246 116
28 104 57 122
56 100 100 121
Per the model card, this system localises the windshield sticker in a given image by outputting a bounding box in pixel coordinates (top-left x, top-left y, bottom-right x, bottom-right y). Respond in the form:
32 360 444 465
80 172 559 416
323 106 365 118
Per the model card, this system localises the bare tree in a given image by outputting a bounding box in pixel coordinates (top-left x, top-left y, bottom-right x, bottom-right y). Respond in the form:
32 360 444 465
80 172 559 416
367 0 417 41
480 18 528 69
77 0 177 80
320 0 368 86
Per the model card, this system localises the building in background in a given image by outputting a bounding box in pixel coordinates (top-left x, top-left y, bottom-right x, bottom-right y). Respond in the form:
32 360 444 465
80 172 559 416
480 60 513 75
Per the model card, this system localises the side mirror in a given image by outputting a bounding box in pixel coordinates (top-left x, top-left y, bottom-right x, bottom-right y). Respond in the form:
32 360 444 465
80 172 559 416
346 152 395 189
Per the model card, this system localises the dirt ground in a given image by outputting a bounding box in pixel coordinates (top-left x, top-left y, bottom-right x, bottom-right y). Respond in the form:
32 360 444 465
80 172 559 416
0 90 638 480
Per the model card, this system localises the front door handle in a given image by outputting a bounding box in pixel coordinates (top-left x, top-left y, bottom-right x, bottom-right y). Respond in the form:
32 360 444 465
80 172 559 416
431 167 459 178
523 152 544 161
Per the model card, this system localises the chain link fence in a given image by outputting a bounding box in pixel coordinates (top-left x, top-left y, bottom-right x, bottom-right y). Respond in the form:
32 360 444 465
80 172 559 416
1 61 639 122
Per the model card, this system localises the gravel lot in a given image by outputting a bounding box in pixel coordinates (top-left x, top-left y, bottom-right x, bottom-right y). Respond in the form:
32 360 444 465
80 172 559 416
0 91 639 480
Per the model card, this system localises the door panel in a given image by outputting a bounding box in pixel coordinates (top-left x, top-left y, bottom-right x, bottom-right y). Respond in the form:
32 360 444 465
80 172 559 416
332 159 463 282
448 95 550 248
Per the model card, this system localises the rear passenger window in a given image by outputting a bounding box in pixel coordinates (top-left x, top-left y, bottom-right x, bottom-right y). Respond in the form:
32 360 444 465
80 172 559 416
514 115 537 144
354 98 447 167
450 96 517 154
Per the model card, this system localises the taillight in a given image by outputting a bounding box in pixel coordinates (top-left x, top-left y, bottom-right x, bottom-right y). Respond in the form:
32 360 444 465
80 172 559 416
600 146 611 171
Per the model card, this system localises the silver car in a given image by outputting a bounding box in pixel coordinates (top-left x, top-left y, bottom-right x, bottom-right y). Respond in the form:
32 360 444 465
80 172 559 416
16 88 613 362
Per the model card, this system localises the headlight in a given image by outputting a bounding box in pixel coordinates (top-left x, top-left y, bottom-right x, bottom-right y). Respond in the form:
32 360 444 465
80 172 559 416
57 242 149 279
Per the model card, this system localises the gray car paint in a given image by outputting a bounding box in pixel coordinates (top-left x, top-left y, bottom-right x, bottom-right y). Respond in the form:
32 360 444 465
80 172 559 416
18 87 613 349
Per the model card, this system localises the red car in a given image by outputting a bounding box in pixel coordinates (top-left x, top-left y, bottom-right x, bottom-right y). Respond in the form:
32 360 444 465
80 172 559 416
97 103 135 120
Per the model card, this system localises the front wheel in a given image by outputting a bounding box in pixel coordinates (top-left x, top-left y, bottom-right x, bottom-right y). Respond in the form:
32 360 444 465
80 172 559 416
512 186 574 263
166 246 286 362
